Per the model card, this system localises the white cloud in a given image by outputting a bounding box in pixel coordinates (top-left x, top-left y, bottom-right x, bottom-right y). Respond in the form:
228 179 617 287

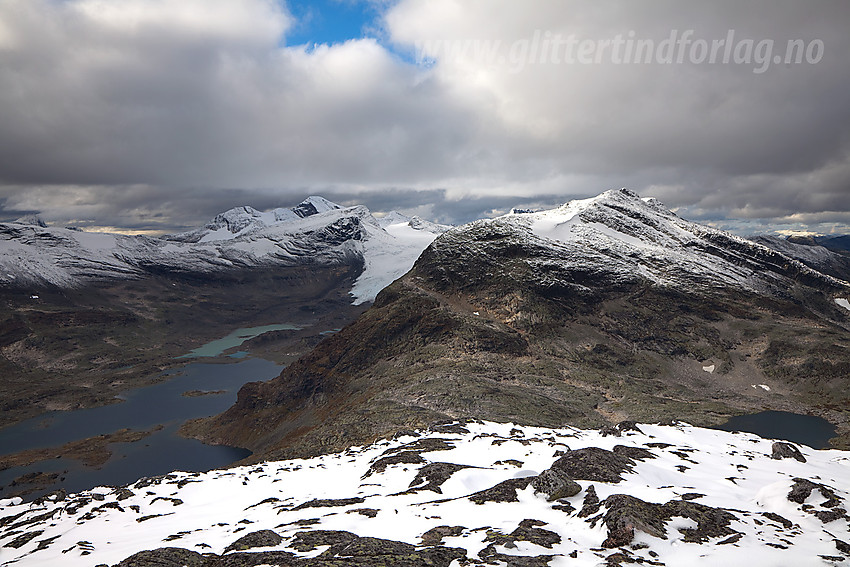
0 0 847 231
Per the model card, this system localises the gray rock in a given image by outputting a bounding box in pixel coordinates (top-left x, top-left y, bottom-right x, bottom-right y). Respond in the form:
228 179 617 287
112 547 207 567
531 467 581 501
551 447 635 483
771 442 807 463
223 530 283 553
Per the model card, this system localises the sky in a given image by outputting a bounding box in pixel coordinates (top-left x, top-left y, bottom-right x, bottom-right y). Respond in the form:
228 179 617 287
0 0 848 236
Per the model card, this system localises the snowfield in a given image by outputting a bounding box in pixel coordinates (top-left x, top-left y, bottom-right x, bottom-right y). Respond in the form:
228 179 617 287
1 421 848 566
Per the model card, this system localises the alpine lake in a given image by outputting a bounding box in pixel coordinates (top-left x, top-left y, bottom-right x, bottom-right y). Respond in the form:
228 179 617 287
0 324 300 501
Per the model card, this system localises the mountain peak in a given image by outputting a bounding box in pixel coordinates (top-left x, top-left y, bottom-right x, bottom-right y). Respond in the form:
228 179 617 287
13 214 48 228
292 196 342 218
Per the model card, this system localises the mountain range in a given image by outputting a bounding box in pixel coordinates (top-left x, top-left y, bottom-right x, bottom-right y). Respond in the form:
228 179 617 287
0 197 447 429
2 189 850 565
0 196 448 304
185 189 850 462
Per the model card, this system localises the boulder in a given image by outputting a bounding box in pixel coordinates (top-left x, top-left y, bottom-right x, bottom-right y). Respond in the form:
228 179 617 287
531 467 581 501
771 442 806 463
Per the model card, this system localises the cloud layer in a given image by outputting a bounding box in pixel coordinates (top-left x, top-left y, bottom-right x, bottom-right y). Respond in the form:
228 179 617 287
0 0 848 233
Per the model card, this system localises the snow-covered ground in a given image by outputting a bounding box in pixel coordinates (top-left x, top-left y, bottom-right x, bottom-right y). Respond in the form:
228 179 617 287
2 421 847 566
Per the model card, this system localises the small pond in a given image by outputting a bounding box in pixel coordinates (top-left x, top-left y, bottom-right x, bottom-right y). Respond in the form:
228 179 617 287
715 410 836 449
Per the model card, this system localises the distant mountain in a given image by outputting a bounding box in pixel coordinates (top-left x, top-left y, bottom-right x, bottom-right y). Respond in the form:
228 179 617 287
190 189 850 461
751 234 850 282
0 197 449 304
817 234 850 253
0 197 449 430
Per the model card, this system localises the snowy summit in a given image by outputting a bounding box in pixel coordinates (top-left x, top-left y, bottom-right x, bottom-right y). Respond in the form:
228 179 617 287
0 197 449 304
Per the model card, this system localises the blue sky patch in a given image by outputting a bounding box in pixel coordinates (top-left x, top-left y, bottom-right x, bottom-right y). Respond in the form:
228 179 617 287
284 0 383 46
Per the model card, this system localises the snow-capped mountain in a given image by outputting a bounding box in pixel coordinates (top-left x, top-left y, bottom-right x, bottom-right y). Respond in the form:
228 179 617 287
2 420 848 566
166 196 342 243
487 188 847 295
191 188 850 467
0 197 448 304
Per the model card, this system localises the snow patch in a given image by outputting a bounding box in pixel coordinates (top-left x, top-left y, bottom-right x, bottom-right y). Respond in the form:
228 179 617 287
702 364 715 373
836 298 850 312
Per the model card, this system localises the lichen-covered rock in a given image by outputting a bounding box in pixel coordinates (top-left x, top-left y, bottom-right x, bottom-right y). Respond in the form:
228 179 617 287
578 485 601 518
420 525 465 546
788 478 842 507
468 477 534 504
215 551 298 566
600 421 643 437
602 494 667 546
530 467 581 501
112 547 208 567
612 445 655 461
771 442 807 463
550 447 635 483
598 495 739 548
287 530 358 553
223 529 283 553
291 497 365 511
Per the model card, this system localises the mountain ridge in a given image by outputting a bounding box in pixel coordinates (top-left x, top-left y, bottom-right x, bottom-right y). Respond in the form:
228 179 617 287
187 189 850 461
0 196 450 304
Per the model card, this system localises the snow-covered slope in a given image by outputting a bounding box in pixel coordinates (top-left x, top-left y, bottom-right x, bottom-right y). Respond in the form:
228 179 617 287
351 214 451 304
2 421 848 566
0 198 447 303
489 188 848 295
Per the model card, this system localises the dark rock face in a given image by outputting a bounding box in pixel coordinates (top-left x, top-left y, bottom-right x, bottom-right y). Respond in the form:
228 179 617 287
771 442 807 463
223 530 283 553
407 462 471 493
531 467 582 501
469 477 534 504
551 447 636 483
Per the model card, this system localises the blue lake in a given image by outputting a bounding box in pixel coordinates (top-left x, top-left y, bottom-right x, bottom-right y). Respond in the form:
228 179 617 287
0 357 283 500
715 410 837 449
177 323 301 358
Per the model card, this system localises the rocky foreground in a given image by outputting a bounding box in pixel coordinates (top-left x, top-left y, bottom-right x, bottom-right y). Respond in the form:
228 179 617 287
1 420 849 566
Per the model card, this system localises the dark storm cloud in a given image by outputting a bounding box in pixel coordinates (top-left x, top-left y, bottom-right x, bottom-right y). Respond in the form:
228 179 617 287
0 0 848 233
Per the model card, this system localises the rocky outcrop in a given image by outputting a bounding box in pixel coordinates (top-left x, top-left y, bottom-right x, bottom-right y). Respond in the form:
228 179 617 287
772 441 807 462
